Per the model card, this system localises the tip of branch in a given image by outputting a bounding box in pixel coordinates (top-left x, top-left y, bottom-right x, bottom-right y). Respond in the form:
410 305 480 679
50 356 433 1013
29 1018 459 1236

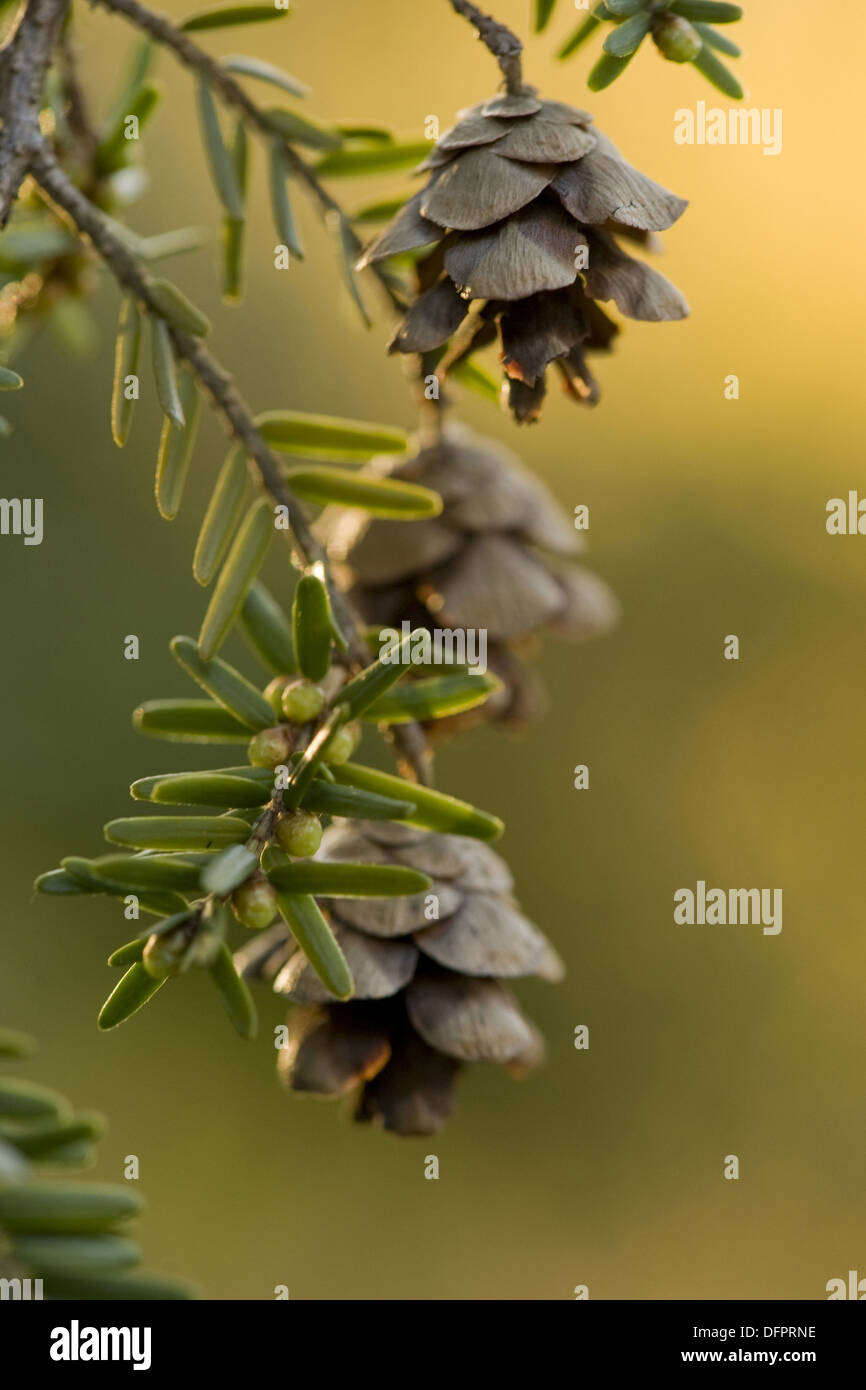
449 0 524 62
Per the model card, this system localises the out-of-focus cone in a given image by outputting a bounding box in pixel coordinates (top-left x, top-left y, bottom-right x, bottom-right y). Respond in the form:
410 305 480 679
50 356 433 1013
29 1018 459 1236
317 423 620 730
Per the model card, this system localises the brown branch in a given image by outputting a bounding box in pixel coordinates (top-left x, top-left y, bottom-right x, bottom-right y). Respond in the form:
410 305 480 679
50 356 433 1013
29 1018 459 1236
0 0 70 226
447 0 524 93
28 142 433 785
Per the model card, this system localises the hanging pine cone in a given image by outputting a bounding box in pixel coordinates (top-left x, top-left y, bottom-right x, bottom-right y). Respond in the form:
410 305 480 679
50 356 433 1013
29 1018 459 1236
235 820 562 1135
317 422 620 728
359 89 689 421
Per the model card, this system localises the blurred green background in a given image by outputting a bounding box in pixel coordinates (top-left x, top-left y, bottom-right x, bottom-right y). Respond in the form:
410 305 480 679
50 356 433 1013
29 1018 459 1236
2 0 865 1300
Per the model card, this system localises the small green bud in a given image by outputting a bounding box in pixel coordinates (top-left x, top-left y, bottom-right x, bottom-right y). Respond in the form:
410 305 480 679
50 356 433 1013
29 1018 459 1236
142 930 186 980
275 810 323 858
280 678 326 725
652 14 701 63
263 675 293 716
321 720 360 766
247 726 292 768
232 876 278 930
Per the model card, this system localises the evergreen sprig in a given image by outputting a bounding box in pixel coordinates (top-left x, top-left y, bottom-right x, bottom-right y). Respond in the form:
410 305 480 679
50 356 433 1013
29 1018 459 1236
0 1028 197 1298
540 0 745 98
1 0 711 1134
36 583 503 1035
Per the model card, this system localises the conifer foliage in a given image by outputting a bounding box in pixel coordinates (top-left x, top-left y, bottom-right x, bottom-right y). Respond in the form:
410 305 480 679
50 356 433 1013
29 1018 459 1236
0 1028 196 1298
0 0 736 1132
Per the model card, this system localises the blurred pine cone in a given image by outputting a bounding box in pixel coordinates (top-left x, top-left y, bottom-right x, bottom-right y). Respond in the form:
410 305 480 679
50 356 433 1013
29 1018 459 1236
359 90 688 421
317 422 620 728
235 820 562 1136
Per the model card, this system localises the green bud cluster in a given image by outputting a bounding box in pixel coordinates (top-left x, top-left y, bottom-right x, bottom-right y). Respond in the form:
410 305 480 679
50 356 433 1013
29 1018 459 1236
250 679 329 770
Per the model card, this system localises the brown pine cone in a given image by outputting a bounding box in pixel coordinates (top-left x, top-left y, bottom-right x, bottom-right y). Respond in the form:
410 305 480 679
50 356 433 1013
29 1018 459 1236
317 423 620 728
235 820 562 1135
359 90 688 421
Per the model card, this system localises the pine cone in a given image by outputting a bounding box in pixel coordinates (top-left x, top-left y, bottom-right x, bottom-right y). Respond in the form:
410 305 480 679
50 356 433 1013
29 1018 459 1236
235 820 562 1135
359 90 689 421
318 423 620 727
